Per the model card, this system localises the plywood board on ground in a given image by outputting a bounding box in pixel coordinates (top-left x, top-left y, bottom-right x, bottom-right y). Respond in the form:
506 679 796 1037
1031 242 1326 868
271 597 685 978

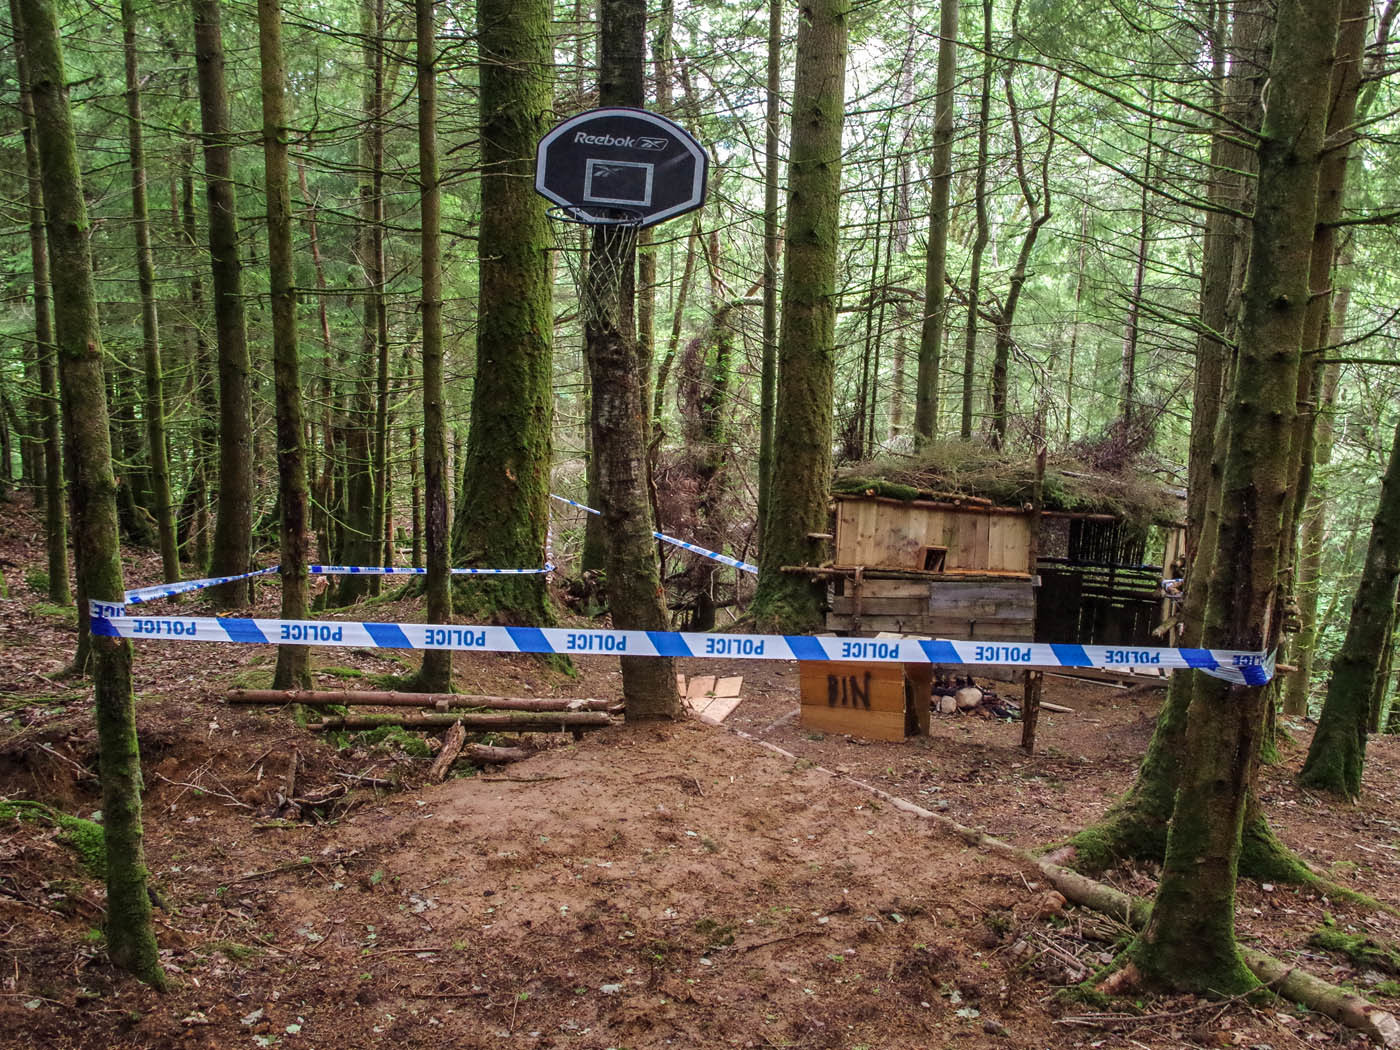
686 675 717 700
714 676 743 697
699 696 743 724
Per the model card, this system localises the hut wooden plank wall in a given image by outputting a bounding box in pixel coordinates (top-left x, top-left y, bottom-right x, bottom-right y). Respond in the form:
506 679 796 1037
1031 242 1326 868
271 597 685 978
824 494 1182 647
826 495 1036 640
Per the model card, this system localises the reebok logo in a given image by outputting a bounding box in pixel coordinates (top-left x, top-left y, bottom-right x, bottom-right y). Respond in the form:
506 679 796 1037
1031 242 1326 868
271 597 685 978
575 131 638 148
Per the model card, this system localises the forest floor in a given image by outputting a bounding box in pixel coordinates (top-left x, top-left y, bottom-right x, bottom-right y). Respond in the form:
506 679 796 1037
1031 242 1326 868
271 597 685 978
2 498 1400 1050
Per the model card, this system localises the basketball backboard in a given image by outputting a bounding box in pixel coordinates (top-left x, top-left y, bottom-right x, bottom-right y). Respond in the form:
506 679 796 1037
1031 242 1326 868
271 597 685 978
535 107 708 227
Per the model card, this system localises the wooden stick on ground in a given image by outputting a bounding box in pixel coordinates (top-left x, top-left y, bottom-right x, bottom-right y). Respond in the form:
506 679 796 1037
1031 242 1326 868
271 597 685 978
307 711 615 732
229 688 613 712
428 722 465 783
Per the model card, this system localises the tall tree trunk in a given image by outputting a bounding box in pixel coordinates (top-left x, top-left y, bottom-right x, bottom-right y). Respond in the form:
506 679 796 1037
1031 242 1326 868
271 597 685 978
453 0 553 626
757 0 782 532
1298 414 1400 798
337 0 384 605
751 0 848 631
295 160 336 566
258 0 311 690
1128 0 1340 994
193 0 253 609
1062 0 1271 873
180 133 216 574
959 0 992 441
652 213 701 424
1118 87 1155 424
414 0 453 691
913 0 957 445
19 0 163 985
369 4 390 596
1285 346 1342 715
1279 0 1374 709
583 0 678 719
11 0 68 604
990 70 1058 450
122 0 178 583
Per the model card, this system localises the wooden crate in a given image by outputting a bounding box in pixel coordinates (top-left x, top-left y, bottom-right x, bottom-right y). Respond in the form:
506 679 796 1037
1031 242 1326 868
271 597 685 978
799 661 931 742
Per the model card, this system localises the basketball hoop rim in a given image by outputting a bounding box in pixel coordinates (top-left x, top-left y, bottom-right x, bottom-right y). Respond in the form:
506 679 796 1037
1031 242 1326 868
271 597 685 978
545 204 646 228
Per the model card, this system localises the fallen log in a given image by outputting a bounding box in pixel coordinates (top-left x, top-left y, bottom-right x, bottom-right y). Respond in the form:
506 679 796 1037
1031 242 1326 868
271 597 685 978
428 722 466 782
308 711 615 732
724 726 1400 1047
229 688 613 712
464 743 532 765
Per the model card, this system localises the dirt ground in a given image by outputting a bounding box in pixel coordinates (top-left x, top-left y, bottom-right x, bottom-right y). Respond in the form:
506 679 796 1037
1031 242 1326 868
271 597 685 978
3 498 1399 1050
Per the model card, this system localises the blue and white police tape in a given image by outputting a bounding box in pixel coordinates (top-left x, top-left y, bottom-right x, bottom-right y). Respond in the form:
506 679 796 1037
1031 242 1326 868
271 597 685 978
124 567 281 605
308 564 554 576
87 602 1274 686
549 494 758 575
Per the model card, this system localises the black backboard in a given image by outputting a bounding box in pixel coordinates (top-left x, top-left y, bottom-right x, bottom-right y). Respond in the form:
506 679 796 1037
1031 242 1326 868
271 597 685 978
535 108 708 227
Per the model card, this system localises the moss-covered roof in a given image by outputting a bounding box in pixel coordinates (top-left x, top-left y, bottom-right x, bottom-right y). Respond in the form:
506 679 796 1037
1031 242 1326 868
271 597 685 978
833 440 1183 528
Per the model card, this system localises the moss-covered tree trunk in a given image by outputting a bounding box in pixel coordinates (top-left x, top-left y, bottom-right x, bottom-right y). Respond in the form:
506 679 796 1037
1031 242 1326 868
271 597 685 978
751 0 848 632
20 0 163 985
912 0 956 445
414 0 453 692
1298 415 1400 798
579 0 678 719
452 0 553 626
1129 0 1339 994
193 0 253 609
10 0 68 606
258 0 311 690
122 0 178 585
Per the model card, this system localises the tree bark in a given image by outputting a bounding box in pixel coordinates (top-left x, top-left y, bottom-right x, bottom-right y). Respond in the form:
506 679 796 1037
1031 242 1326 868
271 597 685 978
336 0 384 606
20 0 164 985
193 0 254 609
257 0 312 691
913 0 957 445
958 0 992 441
758 0 782 532
122 0 179 584
414 0 453 692
1062 0 1270 873
453 0 554 627
751 0 848 632
1299 414 1400 798
1129 0 1341 994
990 70 1058 449
582 0 679 718
10 0 68 605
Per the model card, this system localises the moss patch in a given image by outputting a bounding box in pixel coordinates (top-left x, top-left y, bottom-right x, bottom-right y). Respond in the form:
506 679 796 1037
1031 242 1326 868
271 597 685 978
0 800 106 877
1309 928 1400 974
332 724 433 758
34 602 78 625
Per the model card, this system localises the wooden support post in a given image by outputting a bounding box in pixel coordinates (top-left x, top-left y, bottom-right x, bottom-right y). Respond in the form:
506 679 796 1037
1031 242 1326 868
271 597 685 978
1020 669 1044 752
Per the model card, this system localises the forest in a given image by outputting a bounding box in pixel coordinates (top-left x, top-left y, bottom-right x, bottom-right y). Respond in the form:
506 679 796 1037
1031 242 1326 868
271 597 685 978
2 0 1400 1045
